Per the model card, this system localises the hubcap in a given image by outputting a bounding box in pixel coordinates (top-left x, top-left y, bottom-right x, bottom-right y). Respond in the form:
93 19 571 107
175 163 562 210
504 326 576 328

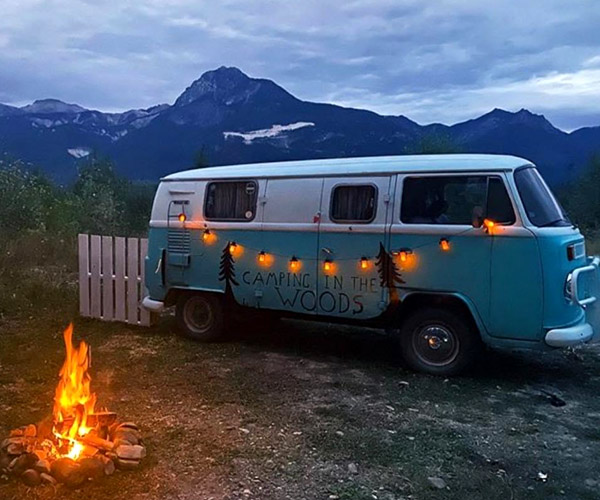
184 297 214 333
413 324 459 367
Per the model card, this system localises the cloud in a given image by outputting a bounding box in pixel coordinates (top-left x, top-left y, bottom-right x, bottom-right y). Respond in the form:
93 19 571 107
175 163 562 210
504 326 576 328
0 0 598 129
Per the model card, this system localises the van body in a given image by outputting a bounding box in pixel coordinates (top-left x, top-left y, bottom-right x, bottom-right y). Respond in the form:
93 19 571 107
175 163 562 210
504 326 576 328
143 154 600 375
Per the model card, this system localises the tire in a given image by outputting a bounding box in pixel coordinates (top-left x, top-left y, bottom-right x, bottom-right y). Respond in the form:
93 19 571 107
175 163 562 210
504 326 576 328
399 307 481 376
176 293 225 342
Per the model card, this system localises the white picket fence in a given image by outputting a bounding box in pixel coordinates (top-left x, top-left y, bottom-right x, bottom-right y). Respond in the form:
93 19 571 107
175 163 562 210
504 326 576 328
78 234 152 326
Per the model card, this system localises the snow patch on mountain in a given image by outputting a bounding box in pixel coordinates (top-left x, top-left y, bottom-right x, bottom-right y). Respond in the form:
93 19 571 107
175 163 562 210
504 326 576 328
224 122 315 144
67 147 91 159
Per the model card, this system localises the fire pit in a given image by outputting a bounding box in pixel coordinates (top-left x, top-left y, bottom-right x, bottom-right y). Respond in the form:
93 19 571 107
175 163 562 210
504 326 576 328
0 324 146 488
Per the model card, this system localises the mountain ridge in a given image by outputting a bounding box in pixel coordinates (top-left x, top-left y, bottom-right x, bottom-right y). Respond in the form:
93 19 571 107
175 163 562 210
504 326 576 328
0 66 598 184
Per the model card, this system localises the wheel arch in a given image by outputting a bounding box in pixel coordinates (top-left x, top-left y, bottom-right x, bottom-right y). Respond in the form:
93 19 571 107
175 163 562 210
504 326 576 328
395 292 487 340
164 286 225 307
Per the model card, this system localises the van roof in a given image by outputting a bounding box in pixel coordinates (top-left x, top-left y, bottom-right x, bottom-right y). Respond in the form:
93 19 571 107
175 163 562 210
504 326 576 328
162 154 532 181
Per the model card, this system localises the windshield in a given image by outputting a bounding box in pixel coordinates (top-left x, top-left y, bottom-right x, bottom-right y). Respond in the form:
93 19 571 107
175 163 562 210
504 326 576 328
514 167 570 227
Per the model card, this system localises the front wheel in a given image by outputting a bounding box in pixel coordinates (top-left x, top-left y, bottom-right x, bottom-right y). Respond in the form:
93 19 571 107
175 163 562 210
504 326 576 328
176 293 225 341
399 307 481 376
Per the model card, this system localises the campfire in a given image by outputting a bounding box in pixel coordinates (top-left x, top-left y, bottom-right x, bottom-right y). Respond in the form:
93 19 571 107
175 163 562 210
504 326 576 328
0 324 146 488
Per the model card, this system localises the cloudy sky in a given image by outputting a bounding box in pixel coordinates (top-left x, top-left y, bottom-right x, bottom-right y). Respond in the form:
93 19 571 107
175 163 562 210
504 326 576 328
1 0 599 130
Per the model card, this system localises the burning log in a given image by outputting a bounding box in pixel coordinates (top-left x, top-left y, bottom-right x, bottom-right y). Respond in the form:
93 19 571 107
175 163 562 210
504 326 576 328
0 324 147 489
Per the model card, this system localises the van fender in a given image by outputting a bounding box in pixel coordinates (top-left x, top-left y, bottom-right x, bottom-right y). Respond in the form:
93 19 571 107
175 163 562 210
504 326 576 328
164 286 225 307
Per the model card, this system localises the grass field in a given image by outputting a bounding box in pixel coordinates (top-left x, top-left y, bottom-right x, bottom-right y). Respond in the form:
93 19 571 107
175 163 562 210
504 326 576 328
1 234 600 499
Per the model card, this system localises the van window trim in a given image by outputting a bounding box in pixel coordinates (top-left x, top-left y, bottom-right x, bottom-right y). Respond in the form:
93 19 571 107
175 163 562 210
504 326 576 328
203 179 259 222
399 173 517 226
329 182 379 224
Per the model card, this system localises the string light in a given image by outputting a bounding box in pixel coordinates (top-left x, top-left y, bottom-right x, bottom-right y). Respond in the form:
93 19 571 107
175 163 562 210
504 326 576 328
484 219 495 231
289 256 299 271
439 238 450 251
202 229 212 242
229 242 237 255
178 213 186 222
399 251 408 262
360 257 369 270
323 259 333 272
258 251 266 263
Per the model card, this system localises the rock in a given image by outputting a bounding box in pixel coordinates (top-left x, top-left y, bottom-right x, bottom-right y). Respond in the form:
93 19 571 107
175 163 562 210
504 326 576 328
34 459 51 474
115 444 146 461
116 458 140 470
50 458 79 483
99 455 116 476
584 479 598 488
10 453 38 475
64 468 86 489
113 429 141 446
9 428 25 437
117 422 140 432
348 463 359 474
6 442 25 456
428 477 447 489
40 473 57 485
79 457 106 481
22 469 41 487
0 452 11 472
335 431 344 437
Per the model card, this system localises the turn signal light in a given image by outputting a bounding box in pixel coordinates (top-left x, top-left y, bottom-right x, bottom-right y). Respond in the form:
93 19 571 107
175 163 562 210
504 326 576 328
178 213 186 222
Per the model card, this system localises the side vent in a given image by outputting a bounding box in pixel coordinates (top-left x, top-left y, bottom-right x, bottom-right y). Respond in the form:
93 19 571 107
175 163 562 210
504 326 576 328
167 229 191 254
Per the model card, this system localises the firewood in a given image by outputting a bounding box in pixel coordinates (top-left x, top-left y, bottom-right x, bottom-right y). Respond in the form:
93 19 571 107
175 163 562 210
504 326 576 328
22 469 41 487
87 412 117 428
6 443 24 456
0 452 10 472
116 422 139 432
35 416 54 441
79 434 115 452
23 425 36 438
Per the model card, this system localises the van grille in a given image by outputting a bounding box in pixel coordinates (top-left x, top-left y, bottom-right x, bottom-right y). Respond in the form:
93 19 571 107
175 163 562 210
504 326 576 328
167 229 191 253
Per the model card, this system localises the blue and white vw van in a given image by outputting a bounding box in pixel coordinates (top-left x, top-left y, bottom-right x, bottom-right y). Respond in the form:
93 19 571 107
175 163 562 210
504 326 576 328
143 154 600 375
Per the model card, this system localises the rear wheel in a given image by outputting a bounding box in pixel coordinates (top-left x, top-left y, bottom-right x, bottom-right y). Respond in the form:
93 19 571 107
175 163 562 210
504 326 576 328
176 293 225 341
399 307 481 376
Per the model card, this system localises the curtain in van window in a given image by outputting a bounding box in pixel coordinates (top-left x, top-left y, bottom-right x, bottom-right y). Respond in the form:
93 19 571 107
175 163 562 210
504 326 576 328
331 185 376 222
205 181 257 220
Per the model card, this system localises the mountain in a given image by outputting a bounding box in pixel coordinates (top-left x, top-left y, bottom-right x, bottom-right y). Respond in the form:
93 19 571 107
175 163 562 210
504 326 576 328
0 66 598 184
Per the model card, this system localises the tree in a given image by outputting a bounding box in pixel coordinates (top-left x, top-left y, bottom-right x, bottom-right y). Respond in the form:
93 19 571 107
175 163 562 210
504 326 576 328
219 242 239 301
560 154 600 232
375 243 405 304
408 133 462 155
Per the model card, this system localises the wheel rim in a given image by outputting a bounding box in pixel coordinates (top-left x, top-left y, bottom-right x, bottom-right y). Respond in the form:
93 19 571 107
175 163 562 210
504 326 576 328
412 324 459 367
183 297 214 333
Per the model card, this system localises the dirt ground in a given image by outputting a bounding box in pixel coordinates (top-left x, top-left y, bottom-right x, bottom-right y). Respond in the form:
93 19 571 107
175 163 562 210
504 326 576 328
1 315 600 500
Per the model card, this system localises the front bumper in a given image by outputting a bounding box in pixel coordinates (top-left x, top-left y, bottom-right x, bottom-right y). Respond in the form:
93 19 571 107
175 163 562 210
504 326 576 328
545 322 594 347
142 296 165 313
546 256 599 348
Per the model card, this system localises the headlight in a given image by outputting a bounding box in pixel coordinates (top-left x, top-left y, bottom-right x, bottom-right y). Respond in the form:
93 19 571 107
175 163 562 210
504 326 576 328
564 272 573 302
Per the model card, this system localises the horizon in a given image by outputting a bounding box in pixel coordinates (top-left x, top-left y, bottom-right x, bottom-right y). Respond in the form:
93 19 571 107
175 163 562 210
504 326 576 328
1 1 599 131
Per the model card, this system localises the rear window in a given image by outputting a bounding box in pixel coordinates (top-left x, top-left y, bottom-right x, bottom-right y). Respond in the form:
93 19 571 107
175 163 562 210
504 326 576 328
204 181 257 221
330 185 377 223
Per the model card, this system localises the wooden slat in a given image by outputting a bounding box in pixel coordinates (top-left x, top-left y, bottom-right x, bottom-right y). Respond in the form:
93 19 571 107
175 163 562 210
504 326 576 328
114 237 126 322
139 238 150 326
78 234 90 317
90 235 102 319
127 238 139 324
101 236 114 321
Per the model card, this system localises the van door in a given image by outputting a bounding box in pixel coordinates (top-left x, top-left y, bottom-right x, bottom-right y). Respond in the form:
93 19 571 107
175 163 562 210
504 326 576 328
390 174 493 323
258 177 324 314
317 176 392 319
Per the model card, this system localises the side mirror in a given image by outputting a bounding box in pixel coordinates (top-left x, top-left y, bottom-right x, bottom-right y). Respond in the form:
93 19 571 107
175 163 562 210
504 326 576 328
472 216 483 229
472 206 484 228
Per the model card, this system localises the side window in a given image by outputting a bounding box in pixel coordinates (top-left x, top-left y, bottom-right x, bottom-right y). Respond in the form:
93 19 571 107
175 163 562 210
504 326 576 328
401 176 487 225
204 181 257 221
487 177 516 224
330 185 377 223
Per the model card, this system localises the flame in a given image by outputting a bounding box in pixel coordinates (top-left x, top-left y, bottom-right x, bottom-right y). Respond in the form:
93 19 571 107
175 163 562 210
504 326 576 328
52 324 97 460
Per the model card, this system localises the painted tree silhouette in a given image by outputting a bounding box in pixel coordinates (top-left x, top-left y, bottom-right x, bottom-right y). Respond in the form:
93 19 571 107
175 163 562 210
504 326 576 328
219 242 239 301
375 242 405 304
